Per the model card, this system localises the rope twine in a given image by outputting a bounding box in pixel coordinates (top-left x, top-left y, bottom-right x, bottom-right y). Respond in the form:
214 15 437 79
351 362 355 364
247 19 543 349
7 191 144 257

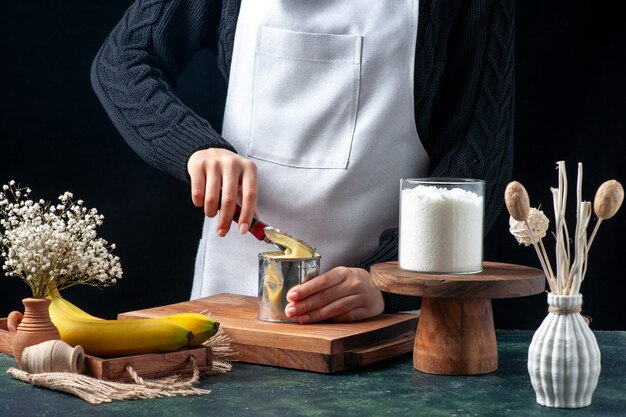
547 306 582 315
547 306 592 325
7 328 237 405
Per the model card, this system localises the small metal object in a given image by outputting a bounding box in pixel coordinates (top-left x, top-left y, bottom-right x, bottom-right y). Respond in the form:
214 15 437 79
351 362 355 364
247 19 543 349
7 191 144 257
258 253 320 322
263 226 316 255
262 235 288 252
230 205 286 251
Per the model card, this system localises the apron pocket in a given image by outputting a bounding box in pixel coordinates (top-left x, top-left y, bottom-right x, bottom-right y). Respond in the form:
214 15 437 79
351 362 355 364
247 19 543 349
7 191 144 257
249 26 362 169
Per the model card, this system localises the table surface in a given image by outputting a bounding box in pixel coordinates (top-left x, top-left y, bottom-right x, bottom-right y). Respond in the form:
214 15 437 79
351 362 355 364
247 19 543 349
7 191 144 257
1 331 625 417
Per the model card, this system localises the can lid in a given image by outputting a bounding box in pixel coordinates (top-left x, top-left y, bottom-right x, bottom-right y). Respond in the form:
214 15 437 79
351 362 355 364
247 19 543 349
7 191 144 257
263 226 316 257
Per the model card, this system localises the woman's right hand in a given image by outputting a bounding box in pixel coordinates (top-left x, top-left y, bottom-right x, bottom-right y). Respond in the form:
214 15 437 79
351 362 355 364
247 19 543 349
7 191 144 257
187 148 258 237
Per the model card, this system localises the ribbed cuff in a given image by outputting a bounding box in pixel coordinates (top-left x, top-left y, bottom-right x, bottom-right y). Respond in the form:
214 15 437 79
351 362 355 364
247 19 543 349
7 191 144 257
355 228 422 313
155 118 237 183
382 292 422 314
356 228 399 270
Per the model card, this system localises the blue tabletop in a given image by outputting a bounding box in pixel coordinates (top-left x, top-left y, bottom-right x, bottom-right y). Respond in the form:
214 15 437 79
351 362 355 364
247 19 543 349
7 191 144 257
1 331 625 417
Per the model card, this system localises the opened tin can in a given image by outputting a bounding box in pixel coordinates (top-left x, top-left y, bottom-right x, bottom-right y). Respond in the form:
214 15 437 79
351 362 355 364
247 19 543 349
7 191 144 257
258 252 321 322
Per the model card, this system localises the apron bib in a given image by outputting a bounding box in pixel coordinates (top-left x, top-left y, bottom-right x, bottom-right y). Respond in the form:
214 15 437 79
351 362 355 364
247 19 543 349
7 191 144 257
191 0 429 298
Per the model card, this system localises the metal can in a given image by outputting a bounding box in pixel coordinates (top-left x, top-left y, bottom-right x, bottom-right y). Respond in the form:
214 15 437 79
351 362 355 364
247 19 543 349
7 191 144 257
258 252 321 322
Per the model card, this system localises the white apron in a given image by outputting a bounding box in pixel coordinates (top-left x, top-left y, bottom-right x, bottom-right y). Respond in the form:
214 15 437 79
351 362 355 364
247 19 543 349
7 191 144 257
191 0 429 299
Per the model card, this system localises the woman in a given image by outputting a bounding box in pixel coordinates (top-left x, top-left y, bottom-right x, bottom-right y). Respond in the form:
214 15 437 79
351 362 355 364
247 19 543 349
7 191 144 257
91 0 514 323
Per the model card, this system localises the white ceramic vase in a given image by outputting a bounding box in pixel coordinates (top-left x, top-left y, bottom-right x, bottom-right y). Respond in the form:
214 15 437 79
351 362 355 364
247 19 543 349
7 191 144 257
527 293 601 408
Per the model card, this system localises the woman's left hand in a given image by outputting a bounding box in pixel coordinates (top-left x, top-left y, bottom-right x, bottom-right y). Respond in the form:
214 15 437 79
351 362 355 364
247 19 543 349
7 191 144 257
284 267 384 323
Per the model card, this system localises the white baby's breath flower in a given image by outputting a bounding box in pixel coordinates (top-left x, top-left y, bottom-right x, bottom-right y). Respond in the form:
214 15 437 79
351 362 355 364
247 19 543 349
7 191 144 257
509 207 550 246
0 181 123 298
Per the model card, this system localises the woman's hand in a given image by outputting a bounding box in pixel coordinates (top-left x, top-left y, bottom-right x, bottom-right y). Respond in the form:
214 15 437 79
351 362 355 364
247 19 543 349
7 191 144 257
187 148 258 236
284 267 384 323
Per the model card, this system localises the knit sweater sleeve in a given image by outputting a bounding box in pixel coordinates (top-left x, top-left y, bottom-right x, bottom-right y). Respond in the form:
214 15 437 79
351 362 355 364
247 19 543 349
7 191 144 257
91 0 236 182
358 0 516 313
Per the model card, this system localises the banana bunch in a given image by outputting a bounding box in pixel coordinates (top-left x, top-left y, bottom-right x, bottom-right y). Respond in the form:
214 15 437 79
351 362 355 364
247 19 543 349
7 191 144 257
48 290 219 357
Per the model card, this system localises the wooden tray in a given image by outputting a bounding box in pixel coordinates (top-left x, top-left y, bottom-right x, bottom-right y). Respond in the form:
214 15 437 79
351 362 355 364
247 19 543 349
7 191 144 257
119 293 419 373
0 317 212 381
0 318 12 356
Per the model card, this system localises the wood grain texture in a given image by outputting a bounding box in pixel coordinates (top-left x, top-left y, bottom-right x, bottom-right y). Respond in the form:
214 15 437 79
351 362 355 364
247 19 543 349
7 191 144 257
0 319 12 355
119 293 419 373
370 261 545 298
84 346 212 381
345 332 415 367
1 318 211 380
370 261 544 375
414 298 497 375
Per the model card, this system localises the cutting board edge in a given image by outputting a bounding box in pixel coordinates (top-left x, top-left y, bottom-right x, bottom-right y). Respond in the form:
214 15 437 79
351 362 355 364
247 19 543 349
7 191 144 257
333 314 419 353
117 293 420 369
119 310 418 355
233 342 341 373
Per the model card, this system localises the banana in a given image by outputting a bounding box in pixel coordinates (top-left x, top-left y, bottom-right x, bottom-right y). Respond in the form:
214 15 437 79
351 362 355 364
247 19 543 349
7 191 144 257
49 288 103 321
161 313 220 346
48 291 219 356
48 297 192 357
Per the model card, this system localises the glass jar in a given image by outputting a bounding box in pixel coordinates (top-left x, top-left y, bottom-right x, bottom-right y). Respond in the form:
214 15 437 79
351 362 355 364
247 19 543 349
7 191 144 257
399 178 485 274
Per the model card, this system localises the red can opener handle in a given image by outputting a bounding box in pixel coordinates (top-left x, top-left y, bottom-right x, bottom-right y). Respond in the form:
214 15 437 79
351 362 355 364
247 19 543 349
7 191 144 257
232 204 269 242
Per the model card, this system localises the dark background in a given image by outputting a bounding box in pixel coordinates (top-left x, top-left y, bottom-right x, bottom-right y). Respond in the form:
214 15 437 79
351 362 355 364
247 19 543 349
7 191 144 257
1 1 624 329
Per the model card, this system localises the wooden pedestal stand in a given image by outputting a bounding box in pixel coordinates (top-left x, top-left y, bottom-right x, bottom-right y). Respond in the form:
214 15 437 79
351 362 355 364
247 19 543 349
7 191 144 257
370 261 544 376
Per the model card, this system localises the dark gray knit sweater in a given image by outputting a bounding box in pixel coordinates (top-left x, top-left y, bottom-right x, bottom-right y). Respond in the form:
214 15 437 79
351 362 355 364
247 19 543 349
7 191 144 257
91 0 515 312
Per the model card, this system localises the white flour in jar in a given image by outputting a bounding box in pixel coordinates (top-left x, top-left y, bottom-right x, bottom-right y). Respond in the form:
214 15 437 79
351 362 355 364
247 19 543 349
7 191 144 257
399 185 483 273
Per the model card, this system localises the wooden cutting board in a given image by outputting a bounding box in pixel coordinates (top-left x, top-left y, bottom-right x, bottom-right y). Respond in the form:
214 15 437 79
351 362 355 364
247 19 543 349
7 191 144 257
119 293 419 373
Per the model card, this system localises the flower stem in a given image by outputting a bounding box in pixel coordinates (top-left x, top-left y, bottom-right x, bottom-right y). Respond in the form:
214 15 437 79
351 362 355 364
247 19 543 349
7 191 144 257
524 220 556 292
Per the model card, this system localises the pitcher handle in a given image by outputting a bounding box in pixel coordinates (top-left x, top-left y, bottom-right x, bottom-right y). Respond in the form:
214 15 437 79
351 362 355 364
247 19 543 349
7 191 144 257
7 311 23 338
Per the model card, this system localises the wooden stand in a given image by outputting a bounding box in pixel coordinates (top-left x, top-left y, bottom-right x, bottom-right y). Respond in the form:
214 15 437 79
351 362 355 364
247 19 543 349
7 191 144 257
370 261 544 375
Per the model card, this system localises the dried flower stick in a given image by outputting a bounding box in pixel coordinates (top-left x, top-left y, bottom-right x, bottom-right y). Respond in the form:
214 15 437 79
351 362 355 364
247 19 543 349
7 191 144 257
551 188 566 294
584 180 624 281
586 220 603 251
537 238 556 290
552 170 563 293
522 219 556 292
507 163 622 296
561 169 572 270
571 202 591 295
581 221 598 292
556 162 574 294
566 163 584 294
569 201 583 295
588 180 624 250
504 181 556 290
